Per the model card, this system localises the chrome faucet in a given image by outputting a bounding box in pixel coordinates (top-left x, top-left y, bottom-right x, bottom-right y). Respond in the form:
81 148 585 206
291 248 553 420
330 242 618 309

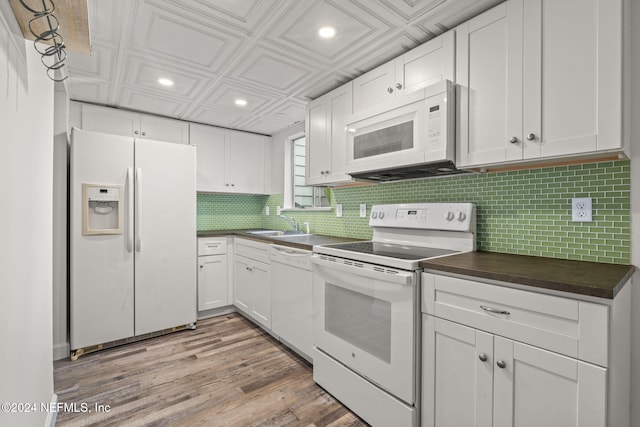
279 214 299 231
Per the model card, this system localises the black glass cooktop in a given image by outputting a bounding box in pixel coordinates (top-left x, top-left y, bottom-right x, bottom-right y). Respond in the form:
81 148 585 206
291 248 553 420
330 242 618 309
322 241 459 260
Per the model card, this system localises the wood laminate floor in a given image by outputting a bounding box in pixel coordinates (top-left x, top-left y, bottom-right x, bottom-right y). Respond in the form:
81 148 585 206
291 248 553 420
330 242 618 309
54 314 368 427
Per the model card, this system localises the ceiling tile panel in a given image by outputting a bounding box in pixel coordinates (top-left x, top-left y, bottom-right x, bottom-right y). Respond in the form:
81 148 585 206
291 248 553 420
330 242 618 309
131 4 244 72
186 105 249 128
122 55 211 99
120 88 189 117
233 44 316 94
67 43 114 80
201 80 274 113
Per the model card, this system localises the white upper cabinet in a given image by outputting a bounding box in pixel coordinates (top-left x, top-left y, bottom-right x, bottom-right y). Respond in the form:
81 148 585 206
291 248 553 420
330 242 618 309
353 30 455 117
191 123 267 194
79 103 189 144
457 0 625 167
306 82 353 186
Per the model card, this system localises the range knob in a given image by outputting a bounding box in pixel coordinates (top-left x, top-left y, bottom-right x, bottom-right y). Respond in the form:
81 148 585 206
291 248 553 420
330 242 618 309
457 211 467 221
379 211 385 219
371 211 378 219
444 211 455 221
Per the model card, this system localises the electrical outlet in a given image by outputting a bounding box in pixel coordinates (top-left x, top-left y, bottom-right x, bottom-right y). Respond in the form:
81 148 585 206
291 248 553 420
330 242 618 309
336 204 343 218
276 206 281 216
572 197 592 222
359 204 367 218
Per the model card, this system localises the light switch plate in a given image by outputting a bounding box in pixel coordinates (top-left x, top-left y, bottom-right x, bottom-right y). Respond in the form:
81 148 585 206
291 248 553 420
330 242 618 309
360 204 367 218
276 206 281 216
572 197 592 222
336 204 343 217
265 206 269 216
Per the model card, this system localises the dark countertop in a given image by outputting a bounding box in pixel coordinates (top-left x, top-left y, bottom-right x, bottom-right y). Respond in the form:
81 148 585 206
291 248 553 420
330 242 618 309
420 251 635 299
197 229 363 251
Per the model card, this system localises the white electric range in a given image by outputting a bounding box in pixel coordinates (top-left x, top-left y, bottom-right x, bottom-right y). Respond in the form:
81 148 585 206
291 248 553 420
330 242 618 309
311 202 476 427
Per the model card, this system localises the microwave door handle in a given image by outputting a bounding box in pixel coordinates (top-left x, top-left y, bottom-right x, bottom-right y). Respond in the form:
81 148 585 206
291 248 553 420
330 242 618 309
127 167 133 253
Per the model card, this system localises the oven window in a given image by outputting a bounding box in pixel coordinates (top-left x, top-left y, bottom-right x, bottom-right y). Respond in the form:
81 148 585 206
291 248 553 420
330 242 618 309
353 121 413 159
325 283 392 363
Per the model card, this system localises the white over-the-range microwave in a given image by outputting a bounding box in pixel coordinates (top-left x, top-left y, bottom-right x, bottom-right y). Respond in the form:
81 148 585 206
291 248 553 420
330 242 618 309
345 80 463 182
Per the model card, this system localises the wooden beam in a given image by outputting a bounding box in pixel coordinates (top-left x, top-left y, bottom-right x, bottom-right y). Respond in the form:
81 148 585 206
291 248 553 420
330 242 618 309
8 0 90 55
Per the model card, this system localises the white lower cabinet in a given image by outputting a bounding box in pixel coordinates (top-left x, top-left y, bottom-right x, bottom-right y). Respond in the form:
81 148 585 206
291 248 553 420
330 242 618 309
197 238 229 312
421 272 630 427
422 315 606 427
233 239 271 329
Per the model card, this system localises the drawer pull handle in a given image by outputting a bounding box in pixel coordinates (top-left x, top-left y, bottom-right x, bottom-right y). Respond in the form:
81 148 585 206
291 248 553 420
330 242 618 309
478 353 488 362
480 305 510 315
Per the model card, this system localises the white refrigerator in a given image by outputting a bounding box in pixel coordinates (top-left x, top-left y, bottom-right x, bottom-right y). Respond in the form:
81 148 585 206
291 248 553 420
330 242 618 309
70 128 196 352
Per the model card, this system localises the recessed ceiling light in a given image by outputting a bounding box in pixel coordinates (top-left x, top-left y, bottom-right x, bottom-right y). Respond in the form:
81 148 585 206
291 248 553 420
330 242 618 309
235 99 248 107
318 26 336 38
158 78 174 87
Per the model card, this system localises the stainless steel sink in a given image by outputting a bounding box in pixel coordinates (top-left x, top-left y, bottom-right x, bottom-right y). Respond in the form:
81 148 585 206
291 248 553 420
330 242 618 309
245 229 309 237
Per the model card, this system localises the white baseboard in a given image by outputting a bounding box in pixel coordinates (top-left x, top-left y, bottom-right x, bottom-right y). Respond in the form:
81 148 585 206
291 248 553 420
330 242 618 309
53 342 70 361
44 394 57 427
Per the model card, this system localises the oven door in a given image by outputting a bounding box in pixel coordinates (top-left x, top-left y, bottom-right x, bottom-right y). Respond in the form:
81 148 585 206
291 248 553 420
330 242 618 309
312 254 417 404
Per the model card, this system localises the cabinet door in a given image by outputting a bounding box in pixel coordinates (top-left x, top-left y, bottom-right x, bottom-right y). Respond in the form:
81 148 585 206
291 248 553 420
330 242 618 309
191 124 227 192
251 261 271 329
140 114 189 144
522 0 619 159
198 255 228 311
226 131 265 194
233 256 252 313
81 104 139 138
493 337 607 427
352 60 396 115
327 82 353 184
305 96 329 185
457 2 523 166
397 30 455 102
423 315 493 427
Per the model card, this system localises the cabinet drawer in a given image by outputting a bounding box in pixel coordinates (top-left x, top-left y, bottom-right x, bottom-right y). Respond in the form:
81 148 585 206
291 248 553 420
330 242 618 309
422 273 609 366
234 238 270 264
198 237 227 256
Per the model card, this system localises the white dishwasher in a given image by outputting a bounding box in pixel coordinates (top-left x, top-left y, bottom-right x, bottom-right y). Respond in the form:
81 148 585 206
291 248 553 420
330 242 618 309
270 244 313 361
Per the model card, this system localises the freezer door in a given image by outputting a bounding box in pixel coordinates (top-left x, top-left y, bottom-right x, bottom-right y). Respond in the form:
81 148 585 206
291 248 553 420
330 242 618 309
133 139 196 335
70 129 135 349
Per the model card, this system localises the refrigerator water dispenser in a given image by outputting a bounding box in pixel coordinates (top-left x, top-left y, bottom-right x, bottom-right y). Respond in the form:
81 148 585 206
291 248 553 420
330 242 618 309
82 184 124 235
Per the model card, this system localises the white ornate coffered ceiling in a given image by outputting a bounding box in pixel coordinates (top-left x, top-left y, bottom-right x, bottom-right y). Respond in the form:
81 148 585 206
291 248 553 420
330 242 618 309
66 0 502 135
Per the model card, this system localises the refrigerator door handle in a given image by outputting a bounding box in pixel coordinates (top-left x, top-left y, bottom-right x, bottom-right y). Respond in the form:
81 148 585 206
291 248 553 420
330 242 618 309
135 167 142 252
127 167 134 253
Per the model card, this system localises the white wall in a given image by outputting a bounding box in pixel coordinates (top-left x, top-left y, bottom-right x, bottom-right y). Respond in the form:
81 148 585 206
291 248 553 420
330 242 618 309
630 0 640 424
0 5 55 427
52 85 69 360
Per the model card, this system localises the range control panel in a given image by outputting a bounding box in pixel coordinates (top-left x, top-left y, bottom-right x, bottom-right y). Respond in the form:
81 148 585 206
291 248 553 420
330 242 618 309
369 203 475 231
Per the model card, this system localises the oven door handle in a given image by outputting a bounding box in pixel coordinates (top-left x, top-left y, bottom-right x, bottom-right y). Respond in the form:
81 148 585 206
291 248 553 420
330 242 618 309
312 254 416 286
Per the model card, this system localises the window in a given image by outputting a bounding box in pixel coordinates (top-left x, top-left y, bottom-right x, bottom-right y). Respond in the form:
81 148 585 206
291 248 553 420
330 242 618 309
286 135 330 210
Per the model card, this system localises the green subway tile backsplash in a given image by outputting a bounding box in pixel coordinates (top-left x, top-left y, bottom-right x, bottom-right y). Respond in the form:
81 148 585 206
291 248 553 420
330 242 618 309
199 160 631 264
197 193 266 230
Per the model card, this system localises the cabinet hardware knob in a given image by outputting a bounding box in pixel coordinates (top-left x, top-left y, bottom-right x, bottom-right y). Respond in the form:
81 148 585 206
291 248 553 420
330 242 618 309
320 170 325 175
226 183 229 186
325 170 330 174
134 130 139 135
526 133 536 141
199 265 203 268
231 183 235 187
478 353 488 362
497 360 507 369
395 83 403 90
141 132 146 136
509 136 518 144
387 87 394 94
480 305 510 315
